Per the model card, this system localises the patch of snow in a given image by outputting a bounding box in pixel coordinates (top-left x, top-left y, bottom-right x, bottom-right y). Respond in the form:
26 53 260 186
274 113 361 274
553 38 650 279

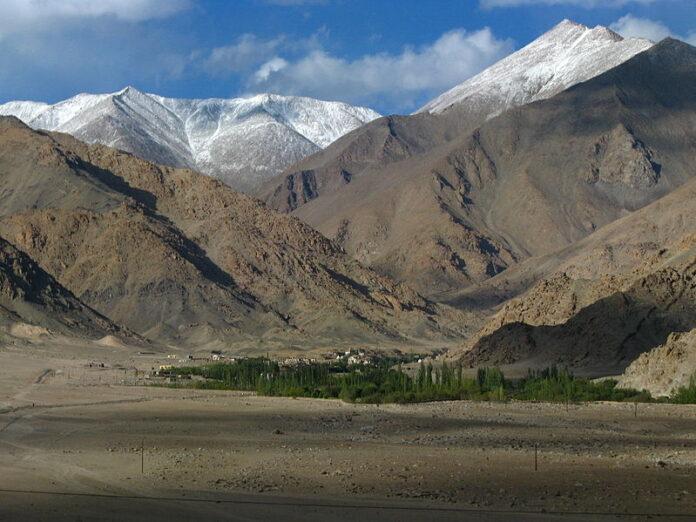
417 19 653 117
0 88 380 192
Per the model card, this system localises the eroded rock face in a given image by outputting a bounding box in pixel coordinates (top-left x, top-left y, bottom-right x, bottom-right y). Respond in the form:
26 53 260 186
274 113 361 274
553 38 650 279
455 242 696 374
0 233 124 338
588 125 660 189
619 329 696 397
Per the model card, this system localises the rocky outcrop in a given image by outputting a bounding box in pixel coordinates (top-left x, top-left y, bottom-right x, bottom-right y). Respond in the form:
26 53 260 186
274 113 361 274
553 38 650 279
618 329 696 397
0 233 125 339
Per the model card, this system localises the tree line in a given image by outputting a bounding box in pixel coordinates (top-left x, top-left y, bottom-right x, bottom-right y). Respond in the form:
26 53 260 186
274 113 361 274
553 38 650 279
165 358 691 404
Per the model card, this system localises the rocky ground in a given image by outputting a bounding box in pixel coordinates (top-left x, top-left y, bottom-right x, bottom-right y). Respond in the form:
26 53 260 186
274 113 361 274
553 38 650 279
0 341 694 521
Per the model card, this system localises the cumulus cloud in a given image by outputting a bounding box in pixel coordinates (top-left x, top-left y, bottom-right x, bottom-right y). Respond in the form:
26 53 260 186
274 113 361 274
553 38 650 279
481 0 655 7
610 14 696 45
0 0 190 30
248 28 513 110
0 0 193 103
205 34 286 74
610 15 672 41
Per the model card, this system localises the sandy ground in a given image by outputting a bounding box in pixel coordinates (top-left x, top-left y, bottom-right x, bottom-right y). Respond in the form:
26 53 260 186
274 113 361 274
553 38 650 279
0 341 695 521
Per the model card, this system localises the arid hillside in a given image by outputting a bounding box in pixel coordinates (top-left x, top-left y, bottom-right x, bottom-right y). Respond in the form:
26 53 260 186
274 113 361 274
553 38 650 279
0 234 124 340
263 40 696 299
447 171 696 374
0 116 471 347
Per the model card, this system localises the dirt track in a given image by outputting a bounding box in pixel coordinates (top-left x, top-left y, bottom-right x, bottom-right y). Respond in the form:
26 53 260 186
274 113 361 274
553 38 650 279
0 344 695 521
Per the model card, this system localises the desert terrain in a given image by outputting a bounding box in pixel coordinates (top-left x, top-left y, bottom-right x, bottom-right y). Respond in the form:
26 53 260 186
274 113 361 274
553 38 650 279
0 340 694 521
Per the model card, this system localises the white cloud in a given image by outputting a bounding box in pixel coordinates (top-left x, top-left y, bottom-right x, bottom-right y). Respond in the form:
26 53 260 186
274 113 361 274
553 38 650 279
203 32 325 76
249 28 513 110
610 15 672 41
482 0 655 7
254 57 289 82
610 14 696 44
0 0 190 32
205 35 285 74
0 1 193 103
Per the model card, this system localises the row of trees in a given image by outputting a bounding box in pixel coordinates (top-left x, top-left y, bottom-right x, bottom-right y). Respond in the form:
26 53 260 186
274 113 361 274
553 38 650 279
171 359 659 404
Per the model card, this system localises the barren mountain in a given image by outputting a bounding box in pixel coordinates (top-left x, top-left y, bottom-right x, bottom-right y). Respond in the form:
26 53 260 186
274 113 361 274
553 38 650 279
266 38 696 298
447 172 696 374
457 238 696 375
0 116 468 347
0 88 379 192
618 329 696 397
260 20 652 215
0 233 123 340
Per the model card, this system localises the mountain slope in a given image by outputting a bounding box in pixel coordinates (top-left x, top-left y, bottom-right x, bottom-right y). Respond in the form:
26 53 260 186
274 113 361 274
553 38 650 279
618 329 696 397
0 233 125 340
0 116 469 347
446 168 696 375
0 89 380 192
260 20 652 214
456 235 696 376
271 38 696 298
418 19 652 115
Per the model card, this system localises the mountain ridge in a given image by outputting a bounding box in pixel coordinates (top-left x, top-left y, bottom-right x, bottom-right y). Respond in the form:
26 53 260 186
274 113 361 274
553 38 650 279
0 88 380 192
417 19 653 116
0 115 471 348
265 37 696 302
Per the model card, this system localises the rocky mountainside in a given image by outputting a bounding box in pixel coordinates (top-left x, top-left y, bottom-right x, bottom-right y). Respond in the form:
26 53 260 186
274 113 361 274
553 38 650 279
618 329 696 397
0 234 124 340
0 116 468 348
457 238 696 375
447 170 696 375
417 19 652 115
260 20 652 214
267 39 696 298
0 88 379 192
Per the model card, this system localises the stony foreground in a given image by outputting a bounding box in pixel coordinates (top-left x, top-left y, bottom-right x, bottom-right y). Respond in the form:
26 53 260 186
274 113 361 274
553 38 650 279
0 343 694 521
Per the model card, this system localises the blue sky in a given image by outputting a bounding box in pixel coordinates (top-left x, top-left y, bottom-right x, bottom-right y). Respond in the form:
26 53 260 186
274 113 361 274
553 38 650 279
0 0 694 114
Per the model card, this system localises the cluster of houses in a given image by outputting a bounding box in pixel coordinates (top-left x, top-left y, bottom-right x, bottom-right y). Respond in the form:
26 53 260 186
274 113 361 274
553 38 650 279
324 349 378 366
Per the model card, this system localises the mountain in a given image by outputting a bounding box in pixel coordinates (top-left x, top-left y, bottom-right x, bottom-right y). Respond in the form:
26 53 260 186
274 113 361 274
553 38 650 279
417 19 652 116
0 116 469 348
459 244 696 376
260 20 652 214
263 38 696 299
447 158 696 374
0 233 126 340
618 329 696 397
0 88 380 192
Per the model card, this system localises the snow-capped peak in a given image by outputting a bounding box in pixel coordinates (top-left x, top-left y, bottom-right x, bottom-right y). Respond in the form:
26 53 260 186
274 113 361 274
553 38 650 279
417 19 654 116
0 89 380 192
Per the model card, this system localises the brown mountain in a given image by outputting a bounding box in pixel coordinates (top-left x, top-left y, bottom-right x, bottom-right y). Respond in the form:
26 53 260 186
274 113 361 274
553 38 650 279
0 234 124 339
618 328 696 397
0 116 469 348
448 174 696 374
260 39 696 299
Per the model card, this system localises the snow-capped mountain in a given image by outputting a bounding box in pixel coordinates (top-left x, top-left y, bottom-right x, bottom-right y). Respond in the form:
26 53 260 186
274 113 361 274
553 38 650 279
0 87 380 192
417 19 653 116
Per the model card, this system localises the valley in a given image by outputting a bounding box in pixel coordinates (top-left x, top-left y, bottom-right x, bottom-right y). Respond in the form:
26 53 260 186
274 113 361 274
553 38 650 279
0 9 695 519
0 345 694 521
